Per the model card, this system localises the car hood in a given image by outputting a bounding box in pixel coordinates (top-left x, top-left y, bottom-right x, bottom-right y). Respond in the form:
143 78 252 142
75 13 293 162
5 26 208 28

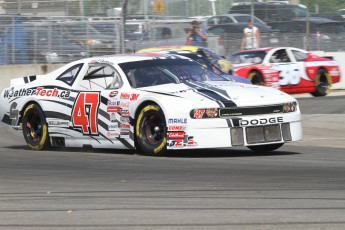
141 81 293 107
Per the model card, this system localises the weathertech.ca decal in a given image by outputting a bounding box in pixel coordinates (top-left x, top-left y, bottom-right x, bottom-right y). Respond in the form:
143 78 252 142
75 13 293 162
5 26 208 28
3 87 70 99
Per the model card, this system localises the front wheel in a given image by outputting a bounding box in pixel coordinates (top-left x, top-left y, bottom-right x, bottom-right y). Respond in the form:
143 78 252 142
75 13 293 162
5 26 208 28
135 105 167 156
22 103 50 150
247 143 284 153
311 69 332 97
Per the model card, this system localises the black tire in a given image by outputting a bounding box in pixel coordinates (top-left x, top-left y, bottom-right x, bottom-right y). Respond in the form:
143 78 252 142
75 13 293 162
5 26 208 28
22 103 50 150
311 69 332 97
248 71 265 85
247 143 284 153
135 104 167 156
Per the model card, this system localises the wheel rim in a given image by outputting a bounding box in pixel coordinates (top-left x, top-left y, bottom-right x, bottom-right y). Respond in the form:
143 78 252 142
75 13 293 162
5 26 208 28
25 111 43 143
315 71 332 95
249 72 264 85
143 114 165 146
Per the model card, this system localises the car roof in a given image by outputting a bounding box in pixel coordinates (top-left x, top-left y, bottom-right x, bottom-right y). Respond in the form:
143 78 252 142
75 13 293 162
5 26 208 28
137 46 201 53
292 17 341 24
138 50 196 55
232 47 308 55
70 53 190 65
212 13 262 19
208 22 272 33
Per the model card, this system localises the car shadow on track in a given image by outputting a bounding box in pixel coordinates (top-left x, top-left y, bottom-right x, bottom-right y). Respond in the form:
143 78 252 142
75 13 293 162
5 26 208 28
5 145 301 158
163 148 301 158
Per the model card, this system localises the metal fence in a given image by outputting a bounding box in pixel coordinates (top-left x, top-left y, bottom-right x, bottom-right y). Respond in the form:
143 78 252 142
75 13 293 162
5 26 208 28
1 0 345 65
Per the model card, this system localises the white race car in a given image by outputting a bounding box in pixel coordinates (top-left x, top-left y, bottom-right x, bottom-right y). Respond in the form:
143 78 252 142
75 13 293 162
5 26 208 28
0 53 303 155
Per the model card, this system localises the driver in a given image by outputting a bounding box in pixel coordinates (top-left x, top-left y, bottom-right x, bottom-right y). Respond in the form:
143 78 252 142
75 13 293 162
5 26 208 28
134 68 159 88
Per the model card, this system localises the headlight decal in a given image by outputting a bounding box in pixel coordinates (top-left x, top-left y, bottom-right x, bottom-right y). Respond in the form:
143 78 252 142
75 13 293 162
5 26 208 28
190 102 298 119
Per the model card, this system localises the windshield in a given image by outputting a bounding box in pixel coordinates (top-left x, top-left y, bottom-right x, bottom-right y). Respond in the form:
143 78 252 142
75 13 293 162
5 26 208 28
229 51 266 64
119 59 227 88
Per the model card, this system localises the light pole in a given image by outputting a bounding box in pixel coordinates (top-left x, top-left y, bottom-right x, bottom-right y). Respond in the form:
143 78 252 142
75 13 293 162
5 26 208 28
306 0 310 51
79 0 85 17
209 0 216 16
185 0 188 18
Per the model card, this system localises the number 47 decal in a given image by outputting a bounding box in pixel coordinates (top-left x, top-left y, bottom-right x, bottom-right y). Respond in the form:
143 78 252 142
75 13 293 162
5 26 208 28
72 92 100 135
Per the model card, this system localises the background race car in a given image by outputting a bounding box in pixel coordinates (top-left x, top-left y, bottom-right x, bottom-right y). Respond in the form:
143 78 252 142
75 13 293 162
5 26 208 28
228 47 341 96
137 49 251 84
138 46 233 74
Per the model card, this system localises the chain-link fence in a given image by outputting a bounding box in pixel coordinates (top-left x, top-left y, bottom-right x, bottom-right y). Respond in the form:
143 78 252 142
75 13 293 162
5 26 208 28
1 0 345 65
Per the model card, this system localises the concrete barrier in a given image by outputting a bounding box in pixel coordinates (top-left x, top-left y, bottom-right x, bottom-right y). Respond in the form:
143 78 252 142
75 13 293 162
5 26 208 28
1 52 345 92
0 64 64 92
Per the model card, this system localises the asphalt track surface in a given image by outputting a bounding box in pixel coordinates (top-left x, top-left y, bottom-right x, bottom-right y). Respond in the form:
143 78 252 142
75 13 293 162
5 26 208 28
1 92 345 230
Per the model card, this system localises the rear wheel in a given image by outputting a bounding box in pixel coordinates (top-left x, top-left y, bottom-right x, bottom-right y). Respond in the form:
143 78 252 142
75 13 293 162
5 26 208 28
311 69 332 97
247 143 284 153
22 103 50 150
248 71 265 85
135 105 167 156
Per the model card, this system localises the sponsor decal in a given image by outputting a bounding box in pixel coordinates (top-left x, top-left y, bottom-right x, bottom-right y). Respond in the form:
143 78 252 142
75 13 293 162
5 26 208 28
130 93 140 101
206 108 218 118
109 91 118 98
193 109 206 119
168 136 196 148
240 117 283 126
3 87 70 99
120 123 130 129
120 92 130 99
48 120 69 127
168 118 187 124
192 108 218 119
107 131 120 138
110 112 117 122
168 132 185 139
120 116 130 123
120 101 130 108
168 125 186 131
108 123 119 131
186 136 196 146
329 68 340 77
90 59 114 65
168 139 184 148
107 100 120 106
36 87 70 98
120 131 130 137
4 88 35 99
121 109 130 117
107 106 121 113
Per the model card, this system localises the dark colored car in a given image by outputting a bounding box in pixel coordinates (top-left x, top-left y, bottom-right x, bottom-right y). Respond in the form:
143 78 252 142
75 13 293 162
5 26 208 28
267 17 345 51
229 2 307 23
207 13 268 27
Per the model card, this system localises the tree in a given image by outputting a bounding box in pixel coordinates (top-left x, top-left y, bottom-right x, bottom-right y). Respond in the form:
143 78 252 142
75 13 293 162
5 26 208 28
300 0 345 13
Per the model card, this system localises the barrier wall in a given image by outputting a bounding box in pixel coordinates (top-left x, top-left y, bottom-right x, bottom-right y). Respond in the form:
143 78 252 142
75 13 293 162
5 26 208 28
1 52 345 92
0 64 64 92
